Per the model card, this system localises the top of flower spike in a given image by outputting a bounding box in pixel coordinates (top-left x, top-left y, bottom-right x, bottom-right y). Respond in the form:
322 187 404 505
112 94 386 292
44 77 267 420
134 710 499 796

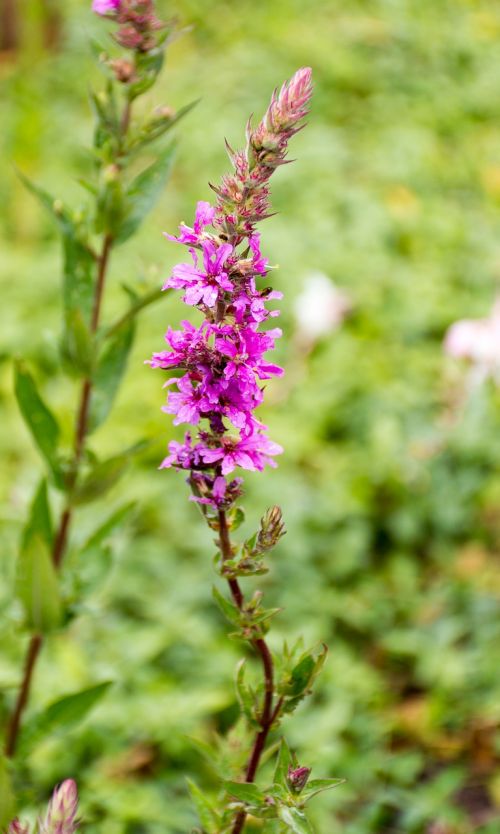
262 66 313 133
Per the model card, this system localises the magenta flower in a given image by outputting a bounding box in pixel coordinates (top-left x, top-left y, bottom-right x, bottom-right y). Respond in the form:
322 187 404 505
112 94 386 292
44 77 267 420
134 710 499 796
92 0 120 15
150 68 312 507
164 241 234 308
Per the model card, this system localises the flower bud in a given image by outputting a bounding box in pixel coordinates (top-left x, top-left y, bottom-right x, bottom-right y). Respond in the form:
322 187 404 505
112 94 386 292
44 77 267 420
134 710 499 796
287 765 311 793
8 821 29 834
257 505 286 553
40 779 79 834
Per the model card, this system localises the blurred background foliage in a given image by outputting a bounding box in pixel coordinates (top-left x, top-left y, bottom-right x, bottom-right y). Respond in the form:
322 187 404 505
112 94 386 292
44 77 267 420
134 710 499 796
0 0 499 832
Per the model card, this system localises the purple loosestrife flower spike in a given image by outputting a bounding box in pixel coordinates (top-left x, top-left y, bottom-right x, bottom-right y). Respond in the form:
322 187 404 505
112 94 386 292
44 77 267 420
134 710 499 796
40 780 79 834
149 68 312 508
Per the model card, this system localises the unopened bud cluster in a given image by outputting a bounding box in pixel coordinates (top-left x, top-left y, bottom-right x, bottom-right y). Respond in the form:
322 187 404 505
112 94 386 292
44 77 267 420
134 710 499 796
93 0 166 53
8 780 79 834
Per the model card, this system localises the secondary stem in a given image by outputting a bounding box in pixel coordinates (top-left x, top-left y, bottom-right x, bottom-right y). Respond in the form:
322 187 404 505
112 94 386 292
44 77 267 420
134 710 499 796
217 510 278 834
4 232 114 758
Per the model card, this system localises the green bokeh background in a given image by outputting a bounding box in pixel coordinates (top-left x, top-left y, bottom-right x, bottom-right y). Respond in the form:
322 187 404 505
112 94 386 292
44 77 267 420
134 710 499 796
1 1 499 832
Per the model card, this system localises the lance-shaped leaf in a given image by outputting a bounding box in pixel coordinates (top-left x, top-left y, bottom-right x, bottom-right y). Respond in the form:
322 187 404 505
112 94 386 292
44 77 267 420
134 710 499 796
15 534 62 632
14 361 62 486
0 755 15 829
187 779 220 834
88 317 135 433
235 660 259 728
81 502 135 553
115 141 176 244
23 479 53 551
212 585 241 625
301 778 345 802
61 308 95 377
274 738 294 787
223 781 265 805
19 681 112 754
17 172 95 324
71 441 148 505
282 644 328 714
278 806 315 834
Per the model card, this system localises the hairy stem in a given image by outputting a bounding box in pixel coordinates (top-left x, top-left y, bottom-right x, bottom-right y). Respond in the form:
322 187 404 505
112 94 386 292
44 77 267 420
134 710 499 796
217 510 278 834
4 219 115 758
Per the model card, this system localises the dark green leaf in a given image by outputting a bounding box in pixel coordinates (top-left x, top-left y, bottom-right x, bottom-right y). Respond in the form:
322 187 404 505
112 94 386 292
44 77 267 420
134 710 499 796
88 318 135 432
278 806 315 834
14 361 62 485
223 781 265 805
187 779 220 834
15 534 62 632
116 142 176 243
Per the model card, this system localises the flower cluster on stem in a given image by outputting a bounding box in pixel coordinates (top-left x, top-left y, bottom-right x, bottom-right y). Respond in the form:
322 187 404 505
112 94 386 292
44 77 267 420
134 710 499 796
151 68 313 509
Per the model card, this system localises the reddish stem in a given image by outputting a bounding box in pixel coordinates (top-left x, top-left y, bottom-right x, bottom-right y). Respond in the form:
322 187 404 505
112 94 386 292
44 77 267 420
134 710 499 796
4 234 114 758
217 510 279 834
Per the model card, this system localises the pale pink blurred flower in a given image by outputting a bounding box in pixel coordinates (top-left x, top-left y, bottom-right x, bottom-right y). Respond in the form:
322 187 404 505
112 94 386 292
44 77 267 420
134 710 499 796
92 0 120 14
294 272 351 342
40 780 79 834
444 299 500 382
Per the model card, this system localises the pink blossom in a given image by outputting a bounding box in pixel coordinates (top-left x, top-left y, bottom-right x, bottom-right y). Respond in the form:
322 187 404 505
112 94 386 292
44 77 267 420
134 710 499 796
165 201 215 246
164 241 233 308
92 0 120 15
40 780 79 834
444 299 500 381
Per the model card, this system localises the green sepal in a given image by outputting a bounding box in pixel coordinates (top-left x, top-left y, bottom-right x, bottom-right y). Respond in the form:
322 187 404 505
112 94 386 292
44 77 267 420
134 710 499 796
88 317 135 433
187 779 220 834
14 361 63 487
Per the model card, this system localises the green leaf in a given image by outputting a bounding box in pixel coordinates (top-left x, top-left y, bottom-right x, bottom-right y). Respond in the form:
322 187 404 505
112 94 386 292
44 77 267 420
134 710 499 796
212 585 241 625
0 755 14 829
235 660 259 728
187 779 220 834
23 479 53 550
71 441 148 505
88 318 135 432
14 361 62 485
228 507 245 531
301 778 345 802
20 681 112 752
15 534 62 632
61 308 95 377
278 806 315 834
81 502 135 553
17 171 95 324
223 781 265 805
274 739 293 787
116 142 176 243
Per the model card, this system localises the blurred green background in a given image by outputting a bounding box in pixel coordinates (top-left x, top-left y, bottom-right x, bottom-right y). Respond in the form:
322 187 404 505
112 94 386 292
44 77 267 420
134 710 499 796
1 0 499 832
